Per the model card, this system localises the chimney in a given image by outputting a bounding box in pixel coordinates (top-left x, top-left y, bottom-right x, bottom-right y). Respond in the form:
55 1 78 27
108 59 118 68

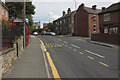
67 8 71 14
92 5 97 10
63 10 66 16
102 7 106 10
81 3 84 8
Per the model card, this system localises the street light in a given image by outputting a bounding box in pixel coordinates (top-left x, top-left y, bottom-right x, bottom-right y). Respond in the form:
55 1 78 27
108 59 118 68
73 0 77 36
73 0 77 10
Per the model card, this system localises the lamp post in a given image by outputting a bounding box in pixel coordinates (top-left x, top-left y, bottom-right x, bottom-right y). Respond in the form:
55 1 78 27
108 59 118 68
73 0 77 36
23 0 26 48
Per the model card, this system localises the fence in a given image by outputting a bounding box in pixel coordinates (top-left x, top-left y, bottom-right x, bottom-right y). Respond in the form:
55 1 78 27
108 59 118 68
2 25 23 50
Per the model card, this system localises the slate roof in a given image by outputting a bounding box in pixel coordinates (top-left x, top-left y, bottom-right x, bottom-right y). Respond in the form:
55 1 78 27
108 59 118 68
84 7 101 14
54 11 76 21
99 2 120 14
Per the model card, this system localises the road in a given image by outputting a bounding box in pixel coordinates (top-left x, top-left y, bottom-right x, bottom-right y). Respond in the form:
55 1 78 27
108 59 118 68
38 35 118 78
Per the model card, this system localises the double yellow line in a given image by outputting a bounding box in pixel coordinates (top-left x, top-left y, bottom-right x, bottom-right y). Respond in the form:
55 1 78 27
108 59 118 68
38 38 61 79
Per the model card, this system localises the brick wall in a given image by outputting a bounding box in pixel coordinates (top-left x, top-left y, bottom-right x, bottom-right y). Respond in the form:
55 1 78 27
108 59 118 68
2 4 9 21
74 6 89 36
91 33 118 44
88 14 100 36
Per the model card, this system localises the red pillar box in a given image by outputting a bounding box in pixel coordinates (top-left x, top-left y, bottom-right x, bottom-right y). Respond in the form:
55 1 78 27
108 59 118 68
25 22 29 47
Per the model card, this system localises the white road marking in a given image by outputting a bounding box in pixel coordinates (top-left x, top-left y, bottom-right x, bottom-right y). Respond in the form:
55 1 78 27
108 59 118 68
64 41 68 44
71 44 80 49
77 39 87 42
58 39 61 41
85 50 105 58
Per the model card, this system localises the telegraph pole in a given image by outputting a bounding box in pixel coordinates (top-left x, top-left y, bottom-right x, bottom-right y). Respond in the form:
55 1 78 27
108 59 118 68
74 0 77 36
23 0 26 48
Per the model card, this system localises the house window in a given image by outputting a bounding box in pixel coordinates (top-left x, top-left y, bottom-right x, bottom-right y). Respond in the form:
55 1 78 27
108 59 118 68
93 15 96 23
60 21 62 25
93 25 96 32
104 26 108 33
2 8 4 15
109 27 118 34
104 13 110 22
93 29 96 32
36 26 38 29
64 19 65 24
6 10 7 17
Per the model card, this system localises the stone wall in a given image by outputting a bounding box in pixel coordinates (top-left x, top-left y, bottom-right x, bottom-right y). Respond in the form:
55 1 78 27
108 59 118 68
0 36 24 79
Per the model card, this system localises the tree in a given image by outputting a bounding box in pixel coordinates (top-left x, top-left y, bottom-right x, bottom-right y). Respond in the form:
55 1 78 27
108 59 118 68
26 14 33 34
47 23 54 31
5 2 35 34
5 2 35 19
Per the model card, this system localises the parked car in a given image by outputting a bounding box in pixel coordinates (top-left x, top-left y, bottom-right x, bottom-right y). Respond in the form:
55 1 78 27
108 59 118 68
33 32 38 36
50 32 56 36
41 31 46 35
45 32 51 35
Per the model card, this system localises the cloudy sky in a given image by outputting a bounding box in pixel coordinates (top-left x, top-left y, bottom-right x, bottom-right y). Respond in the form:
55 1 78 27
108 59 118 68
32 0 119 28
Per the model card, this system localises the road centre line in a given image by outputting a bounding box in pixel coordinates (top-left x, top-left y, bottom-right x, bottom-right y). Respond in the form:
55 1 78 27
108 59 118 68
58 39 61 41
46 52 61 79
64 41 68 44
79 52 84 54
88 56 94 60
99 62 109 67
85 50 105 58
71 44 80 49
73 49 77 52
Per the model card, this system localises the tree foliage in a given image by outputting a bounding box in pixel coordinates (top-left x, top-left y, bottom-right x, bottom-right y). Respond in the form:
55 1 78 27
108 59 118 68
47 23 54 31
5 2 35 34
5 2 35 19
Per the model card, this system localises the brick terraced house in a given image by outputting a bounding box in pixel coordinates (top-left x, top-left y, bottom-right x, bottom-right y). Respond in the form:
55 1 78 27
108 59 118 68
74 3 101 37
53 8 76 35
91 2 120 44
33 21 41 29
1 2 9 21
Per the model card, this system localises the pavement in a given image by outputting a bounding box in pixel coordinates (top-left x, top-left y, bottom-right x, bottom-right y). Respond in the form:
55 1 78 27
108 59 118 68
3 35 47 78
38 35 118 78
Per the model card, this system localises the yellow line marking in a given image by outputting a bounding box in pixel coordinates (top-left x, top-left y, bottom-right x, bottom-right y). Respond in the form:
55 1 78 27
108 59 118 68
99 62 109 67
73 49 77 52
79 52 84 54
88 56 94 60
69 47 72 49
39 39 47 52
51 46 53 47
46 52 61 79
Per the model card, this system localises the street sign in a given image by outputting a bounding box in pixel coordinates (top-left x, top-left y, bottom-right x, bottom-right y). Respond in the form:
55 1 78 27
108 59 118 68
14 18 23 23
26 18 29 24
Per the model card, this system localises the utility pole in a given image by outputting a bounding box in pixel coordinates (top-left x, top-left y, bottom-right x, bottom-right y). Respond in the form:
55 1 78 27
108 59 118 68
23 0 26 48
74 0 77 36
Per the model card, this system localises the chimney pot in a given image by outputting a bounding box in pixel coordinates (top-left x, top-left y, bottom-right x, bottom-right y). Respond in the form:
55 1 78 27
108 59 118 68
92 5 97 10
63 10 66 16
67 8 71 14
102 7 106 10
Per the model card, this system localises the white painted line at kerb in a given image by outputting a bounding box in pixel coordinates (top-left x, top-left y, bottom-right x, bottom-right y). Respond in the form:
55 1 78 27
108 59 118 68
71 44 80 49
85 50 105 58
64 41 68 44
